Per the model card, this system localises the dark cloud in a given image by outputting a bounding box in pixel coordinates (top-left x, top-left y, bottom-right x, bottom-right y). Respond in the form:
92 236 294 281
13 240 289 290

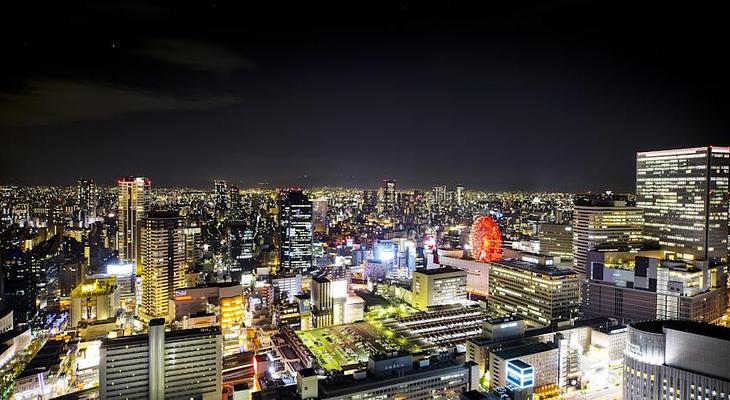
137 38 254 74
0 79 240 126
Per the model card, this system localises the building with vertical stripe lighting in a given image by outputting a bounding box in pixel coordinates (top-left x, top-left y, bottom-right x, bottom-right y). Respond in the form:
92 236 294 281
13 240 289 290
139 211 186 322
117 176 151 264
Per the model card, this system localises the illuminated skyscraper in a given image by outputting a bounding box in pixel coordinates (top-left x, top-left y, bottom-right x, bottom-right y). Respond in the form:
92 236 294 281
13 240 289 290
636 146 729 262
572 194 644 276
456 185 465 206
312 197 328 233
363 190 377 213
139 211 186 321
279 190 313 272
382 179 396 213
432 185 447 205
226 221 254 280
76 178 96 227
117 176 151 263
539 223 573 260
228 183 240 210
214 180 228 213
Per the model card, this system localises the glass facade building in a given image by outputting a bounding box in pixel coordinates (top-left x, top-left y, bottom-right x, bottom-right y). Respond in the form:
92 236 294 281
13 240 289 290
279 190 313 272
636 146 729 262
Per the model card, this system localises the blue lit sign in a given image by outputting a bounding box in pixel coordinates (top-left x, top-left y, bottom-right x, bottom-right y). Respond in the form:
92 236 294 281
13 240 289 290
506 360 534 389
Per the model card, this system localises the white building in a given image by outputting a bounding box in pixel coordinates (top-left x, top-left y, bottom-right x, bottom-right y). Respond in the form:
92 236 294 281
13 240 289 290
490 342 559 390
100 318 222 400
623 320 730 400
411 268 467 311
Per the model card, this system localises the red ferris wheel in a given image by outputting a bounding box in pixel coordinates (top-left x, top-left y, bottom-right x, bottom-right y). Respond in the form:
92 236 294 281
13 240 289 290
469 215 503 262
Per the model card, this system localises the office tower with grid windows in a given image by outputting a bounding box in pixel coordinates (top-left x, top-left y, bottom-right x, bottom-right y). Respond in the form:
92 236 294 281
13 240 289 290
636 146 729 262
279 190 313 272
572 194 644 276
100 319 221 400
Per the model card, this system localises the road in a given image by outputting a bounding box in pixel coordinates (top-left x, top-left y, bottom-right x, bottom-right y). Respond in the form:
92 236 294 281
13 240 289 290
566 385 621 400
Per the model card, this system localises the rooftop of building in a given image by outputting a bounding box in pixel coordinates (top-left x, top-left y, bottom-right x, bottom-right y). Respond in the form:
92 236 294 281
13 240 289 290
573 192 636 207
508 359 532 370
486 316 523 325
630 320 730 341
413 267 466 276
596 324 627 334
145 210 181 219
491 258 576 277
492 342 558 360
185 281 242 289
101 325 221 347
318 357 467 398
18 340 65 379
461 389 490 400
637 146 728 156
223 350 255 370
469 317 612 346
70 277 117 297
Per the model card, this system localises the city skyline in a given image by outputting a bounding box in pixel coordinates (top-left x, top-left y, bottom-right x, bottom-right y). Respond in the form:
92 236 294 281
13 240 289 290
2 1 730 399
4 144 729 192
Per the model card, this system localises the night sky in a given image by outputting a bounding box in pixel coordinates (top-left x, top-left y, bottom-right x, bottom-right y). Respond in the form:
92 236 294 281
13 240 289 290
1 1 728 191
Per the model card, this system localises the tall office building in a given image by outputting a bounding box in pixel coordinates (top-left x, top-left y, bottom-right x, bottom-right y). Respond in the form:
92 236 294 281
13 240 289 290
311 197 328 233
279 190 313 272
311 276 334 328
1 249 36 326
183 224 202 268
214 180 228 213
432 185 447 205
77 178 96 227
100 319 222 400
636 146 730 262
138 211 186 321
382 179 396 213
538 224 573 260
623 320 730 400
363 190 377 213
226 221 254 280
228 183 240 210
489 252 580 325
117 176 152 263
310 276 354 327
456 185 465 206
572 194 644 276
